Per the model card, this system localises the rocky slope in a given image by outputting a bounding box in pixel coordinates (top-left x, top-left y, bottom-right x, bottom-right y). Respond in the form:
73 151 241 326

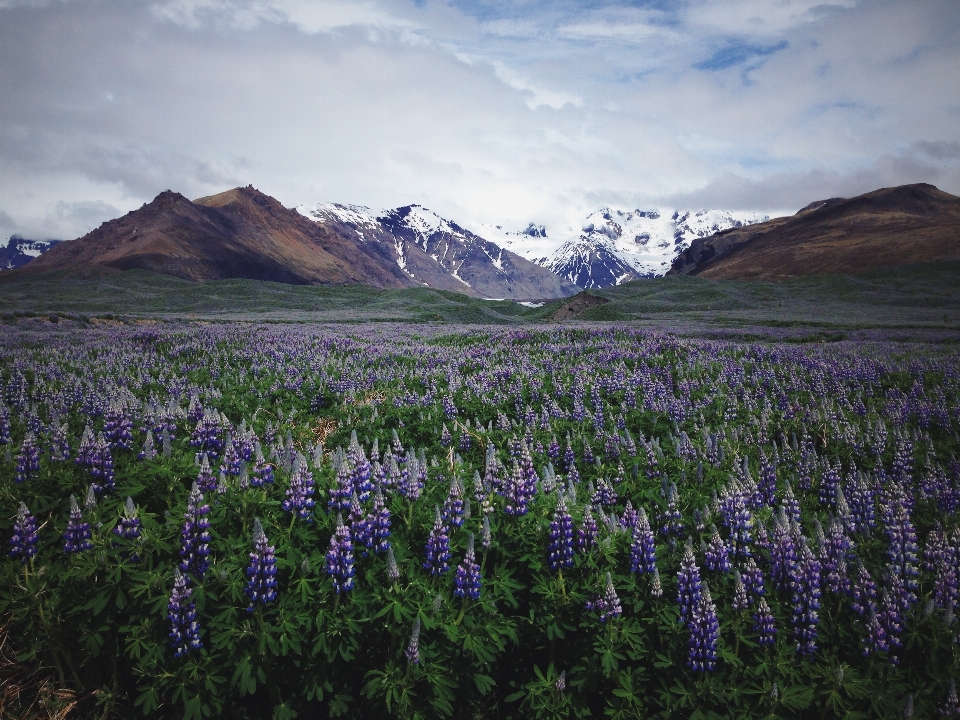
669 184 960 280
297 203 579 299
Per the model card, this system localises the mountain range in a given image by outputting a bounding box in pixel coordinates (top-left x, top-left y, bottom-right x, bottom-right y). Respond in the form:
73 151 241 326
14 182 960 295
0 236 61 270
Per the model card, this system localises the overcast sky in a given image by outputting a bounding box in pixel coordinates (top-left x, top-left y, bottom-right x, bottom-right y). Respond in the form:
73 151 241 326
2 0 959 240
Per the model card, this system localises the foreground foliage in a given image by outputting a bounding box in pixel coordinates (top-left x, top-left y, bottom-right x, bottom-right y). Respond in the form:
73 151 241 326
1 321 959 719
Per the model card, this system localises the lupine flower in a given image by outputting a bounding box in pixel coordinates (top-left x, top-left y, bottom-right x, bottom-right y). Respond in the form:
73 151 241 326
650 566 663 598
103 401 134 450
454 533 482 600
168 569 202 657
578 504 599 552
114 497 141 541
442 478 465 528
251 446 274 487
753 597 776 646
630 506 656 574
196 454 217 493
659 482 684 542
548 494 574 571
791 540 821 657
586 572 622 623
14 432 41 483
758 450 777 507
326 513 355 594
851 560 878 617
246 519 278 610
556 670 566 693
687 581 720 672
782 480 801 528
405 618 421 665
9 501 39 562
481 514 492 550
330 456 353 510
139 430 157 461
423 506 451 576
820 516 853 596
677 537 703 626
732 569 749 612
282 453 316 521
63 494 93 554
386 545 400 581
367 489 391 554
704 524 731 572
349 493 371 553
179 483 211 579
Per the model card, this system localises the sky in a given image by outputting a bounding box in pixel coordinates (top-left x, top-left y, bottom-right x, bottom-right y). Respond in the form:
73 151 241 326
1 0 959 241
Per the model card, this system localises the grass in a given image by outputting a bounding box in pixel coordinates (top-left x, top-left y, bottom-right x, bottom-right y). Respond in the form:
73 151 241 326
1 262 959 332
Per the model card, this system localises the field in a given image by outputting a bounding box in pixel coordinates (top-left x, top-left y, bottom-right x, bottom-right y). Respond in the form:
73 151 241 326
1 310 959 719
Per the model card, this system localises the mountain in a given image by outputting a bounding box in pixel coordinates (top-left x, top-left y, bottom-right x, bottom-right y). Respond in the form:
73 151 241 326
24 187 576 299
0 236 61 270
26 186 412 287
480 207 768 289
296 203 579 299
669 183 960 280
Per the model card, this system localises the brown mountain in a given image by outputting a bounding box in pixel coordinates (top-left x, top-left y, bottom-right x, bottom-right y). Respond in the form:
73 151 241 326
25 186 577 299
669 183 960 280
25 186 411 287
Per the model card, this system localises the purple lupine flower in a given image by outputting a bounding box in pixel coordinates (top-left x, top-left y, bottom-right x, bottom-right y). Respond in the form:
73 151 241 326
659 482 684 542
191 408 224 459
782 480 801 528
563 436 575 471
114 497 141 541
179 482 211 580
704 524 731 573
405 618 421 665
677 537 703 626
740 557 766 601
758 450 777 507
196 454 217 493
819 459 841 508
687 581 720 672
168 569 202 657
848 471 877 535
851 560 878 617
769 512 798 593
442 478 465 529
329 456 353 510
719 482 753 560
14 431 41 483
454 533 482 601
138 430 156 461
282 453 315 521
630 506 657 574
547 436 561 462
732 569 749 612
103 401 134 450
63 494 93 555
619 501 638 532
885 503 920 609
578 504 598 552
481 514 492 551
440 423 452 447
586 572 623 623
819 516 853 596
348 493 372 554
386 545 400 581
348 435 374 502
863 605 889 657
221 433 242 476
791 540 821 657
367 488 391 554
326 513 355 594
753 596 776 646
423 506 451 576
251 446 274 487
942 678 960 717
9 501 39 562
246 519 278 609
650 566 663 598
591 476 618 507
548 494 574 571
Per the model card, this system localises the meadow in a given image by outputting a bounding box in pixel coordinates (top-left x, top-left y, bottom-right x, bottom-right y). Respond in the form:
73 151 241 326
1 317 959 719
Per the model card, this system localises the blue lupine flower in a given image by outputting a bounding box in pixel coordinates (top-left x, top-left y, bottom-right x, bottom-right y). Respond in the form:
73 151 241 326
251 446 274 487
704 524 731 573
586 572 622 623
423 506 451 576
630 506 656 574
114 497 141 541
326 511 356 594
442 478 465 529
791 540 821 657
454 533 482 600
677 537 702 626
405 618 421 665
687 581 719 672
246 519 278 609
63 494 93 555
168 569 202 657
9 501 38 563
282 453 315 521
368 488 391 554
548 494 574 571
753 596 776 646
179 482 211 580
14 432 41 483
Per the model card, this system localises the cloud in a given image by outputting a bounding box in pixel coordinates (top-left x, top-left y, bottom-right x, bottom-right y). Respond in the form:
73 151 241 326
914 140 960 161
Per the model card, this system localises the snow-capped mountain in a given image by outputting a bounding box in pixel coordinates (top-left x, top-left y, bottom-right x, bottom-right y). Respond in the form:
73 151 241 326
480 208 769 289
0 236 61 270
297 203 579 299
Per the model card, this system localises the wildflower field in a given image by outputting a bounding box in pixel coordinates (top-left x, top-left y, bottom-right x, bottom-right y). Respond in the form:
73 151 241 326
2 320 960 719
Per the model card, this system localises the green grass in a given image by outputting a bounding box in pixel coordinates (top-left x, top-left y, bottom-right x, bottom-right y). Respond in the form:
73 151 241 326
1 262 959 331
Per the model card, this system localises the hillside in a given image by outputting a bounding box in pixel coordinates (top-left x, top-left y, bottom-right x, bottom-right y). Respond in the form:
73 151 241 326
670 184 960 280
